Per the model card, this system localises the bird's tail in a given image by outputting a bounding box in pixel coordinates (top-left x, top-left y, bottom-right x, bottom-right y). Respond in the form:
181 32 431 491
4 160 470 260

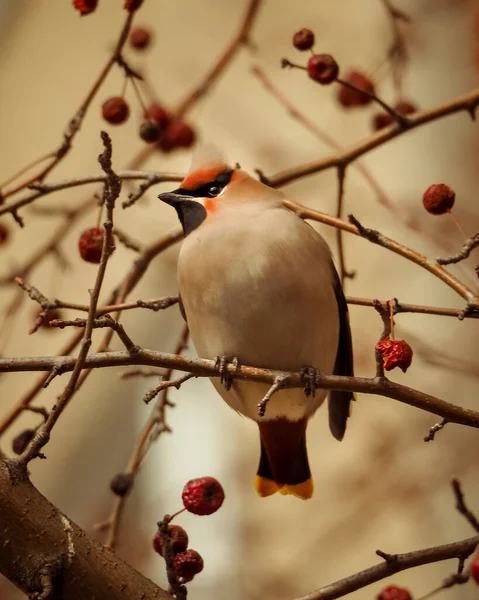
255 418 313 500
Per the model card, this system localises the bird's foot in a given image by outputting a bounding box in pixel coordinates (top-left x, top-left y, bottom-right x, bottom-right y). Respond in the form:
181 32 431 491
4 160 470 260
214 356 239 391
300 366 321 397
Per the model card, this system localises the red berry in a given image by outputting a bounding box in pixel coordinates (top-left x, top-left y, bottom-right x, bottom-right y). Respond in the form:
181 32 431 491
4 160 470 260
0 222 9 246
72 0 98 15
139 121 162 143
422 184 455 215
78 227 109 264
307 54 339 85
377 585 412 600
124 0 144 11
102 97 130 125
394 100 417 115
337 70 375 107
182 476 224 515
471 555 479 584
145 104 170 128
12 429 36 455
293 28 315 51
153 524 189 556
372 112 395 131
163 121 196 149
376 338 413 373
174 549 204 583
129 27 152 50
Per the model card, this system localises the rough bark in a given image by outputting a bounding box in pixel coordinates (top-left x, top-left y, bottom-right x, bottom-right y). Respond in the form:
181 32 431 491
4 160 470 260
0 459 171 599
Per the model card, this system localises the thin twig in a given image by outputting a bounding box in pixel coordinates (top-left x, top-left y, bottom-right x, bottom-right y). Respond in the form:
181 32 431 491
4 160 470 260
12 132 121 466
452 479 479 533
1 13 136 205
436 233 479 266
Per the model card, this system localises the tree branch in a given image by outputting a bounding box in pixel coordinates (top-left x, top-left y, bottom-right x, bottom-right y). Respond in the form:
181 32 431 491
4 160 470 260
0 461 171 599
294 536 478 600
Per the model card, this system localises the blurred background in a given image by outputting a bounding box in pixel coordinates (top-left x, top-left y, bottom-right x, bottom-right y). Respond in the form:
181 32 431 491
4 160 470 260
0 0 479 598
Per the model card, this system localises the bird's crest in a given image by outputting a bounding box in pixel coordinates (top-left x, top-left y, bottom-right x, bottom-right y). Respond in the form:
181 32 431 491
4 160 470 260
181 144 231 191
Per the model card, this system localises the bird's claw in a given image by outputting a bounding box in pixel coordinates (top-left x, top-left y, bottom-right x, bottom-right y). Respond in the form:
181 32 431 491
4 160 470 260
214 356 239 391
300 366 320 397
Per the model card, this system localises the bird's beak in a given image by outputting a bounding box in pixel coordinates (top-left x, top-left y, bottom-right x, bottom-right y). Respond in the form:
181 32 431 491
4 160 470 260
158 191 192 206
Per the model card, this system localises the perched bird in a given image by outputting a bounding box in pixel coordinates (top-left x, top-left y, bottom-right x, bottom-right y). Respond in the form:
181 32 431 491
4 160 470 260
159 147 354 500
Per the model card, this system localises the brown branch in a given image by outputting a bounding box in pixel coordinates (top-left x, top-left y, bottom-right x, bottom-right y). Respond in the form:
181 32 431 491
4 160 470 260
283 205 479 309
0 229 182 437
269 86 479 187
12 132 121 466
294 535 478 600
2 347 479 429
0 460 171 599
347 296 479 319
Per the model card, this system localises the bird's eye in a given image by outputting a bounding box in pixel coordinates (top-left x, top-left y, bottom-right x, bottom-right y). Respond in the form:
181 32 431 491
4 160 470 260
207 184 222 197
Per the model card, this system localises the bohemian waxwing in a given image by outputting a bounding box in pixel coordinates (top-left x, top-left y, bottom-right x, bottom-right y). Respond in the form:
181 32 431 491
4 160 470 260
159 146 354 500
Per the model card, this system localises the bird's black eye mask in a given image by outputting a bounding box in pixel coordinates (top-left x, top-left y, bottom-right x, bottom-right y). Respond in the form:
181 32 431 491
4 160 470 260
159 169 235 236
173 168 235 199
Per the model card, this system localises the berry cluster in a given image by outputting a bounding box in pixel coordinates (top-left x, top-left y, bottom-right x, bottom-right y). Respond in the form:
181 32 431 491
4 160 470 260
290 28 418 128
153 477 225 585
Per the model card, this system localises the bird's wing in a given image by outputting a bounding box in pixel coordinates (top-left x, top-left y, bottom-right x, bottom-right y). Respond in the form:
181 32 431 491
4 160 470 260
178 294 188 323
328 264 354 440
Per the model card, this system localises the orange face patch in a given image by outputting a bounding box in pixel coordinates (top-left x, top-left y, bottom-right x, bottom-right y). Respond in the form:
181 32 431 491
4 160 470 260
181 167 227 191
203 197 218 214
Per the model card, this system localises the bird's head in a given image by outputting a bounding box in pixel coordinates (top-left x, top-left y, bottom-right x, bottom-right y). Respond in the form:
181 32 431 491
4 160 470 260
158 145 277 235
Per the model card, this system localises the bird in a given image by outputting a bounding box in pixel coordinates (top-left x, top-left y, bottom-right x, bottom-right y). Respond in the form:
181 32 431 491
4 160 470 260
158 146 354 500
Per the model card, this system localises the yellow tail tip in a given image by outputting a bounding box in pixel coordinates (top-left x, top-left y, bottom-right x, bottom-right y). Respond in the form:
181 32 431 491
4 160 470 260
279 479 314 500
255 476 280 497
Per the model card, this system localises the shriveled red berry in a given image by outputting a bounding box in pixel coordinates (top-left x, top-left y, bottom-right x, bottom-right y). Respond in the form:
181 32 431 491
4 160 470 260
145 104 170 128
422 184 455 215
471 555 479 584
124 0 144 11
78 227 109 264
174 549 204 583
102 97 130 125
0 222 9 246
12 429 36 455
140 121 162 143
372 112 394 131
129 27 152 50
182 476 224 515
376 338 413 373
293 28 315 51
72 0 98 15
394 100 417 115
307 54 339 85
110 472 134 497
377 585 412 600
337 70 375 107
163 121 196 149
153 524 189 556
